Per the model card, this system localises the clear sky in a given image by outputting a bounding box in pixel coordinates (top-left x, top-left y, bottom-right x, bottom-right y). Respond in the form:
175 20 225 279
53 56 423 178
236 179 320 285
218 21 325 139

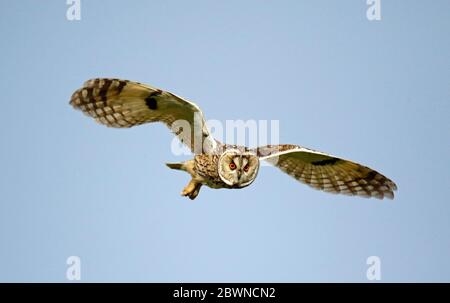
0 0 449 282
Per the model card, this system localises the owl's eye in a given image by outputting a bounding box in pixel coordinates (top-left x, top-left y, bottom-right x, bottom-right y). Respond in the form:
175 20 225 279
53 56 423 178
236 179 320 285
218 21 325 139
229 162 236 170
243 164 250 172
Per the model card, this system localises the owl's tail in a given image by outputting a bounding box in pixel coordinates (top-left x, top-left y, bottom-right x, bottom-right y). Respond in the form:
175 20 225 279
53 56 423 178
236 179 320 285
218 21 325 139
166 162 184 170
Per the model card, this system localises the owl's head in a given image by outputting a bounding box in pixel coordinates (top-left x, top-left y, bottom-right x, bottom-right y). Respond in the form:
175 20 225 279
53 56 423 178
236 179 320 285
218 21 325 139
218 149 260 188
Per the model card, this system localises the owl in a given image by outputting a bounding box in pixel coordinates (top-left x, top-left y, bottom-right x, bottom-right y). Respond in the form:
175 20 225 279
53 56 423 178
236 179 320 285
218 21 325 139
70 78 397 200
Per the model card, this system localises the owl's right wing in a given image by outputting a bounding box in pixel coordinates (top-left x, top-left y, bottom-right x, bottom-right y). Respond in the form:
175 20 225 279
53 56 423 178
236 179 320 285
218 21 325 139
253 144 397 199
70 78 218 154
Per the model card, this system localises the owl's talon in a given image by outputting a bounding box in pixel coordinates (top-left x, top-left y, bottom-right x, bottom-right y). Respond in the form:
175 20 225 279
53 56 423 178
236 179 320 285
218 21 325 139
181 180 201 200
181 189 191 197
188 186 201 200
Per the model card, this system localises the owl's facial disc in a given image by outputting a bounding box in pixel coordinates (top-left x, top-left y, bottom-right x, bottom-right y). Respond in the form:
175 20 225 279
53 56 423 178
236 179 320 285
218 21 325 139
218 150 260 188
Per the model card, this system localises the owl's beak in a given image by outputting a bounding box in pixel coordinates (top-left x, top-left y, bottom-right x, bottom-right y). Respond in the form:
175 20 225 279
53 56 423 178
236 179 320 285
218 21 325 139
237 156 243 181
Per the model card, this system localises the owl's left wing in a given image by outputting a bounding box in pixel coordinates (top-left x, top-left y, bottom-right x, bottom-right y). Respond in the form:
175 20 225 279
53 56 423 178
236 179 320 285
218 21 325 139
253 145 397 199
70 78 217 154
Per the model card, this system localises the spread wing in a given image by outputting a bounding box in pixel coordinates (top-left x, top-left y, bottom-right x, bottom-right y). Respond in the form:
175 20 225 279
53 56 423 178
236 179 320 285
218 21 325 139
69 78 217 154
254 144 397 199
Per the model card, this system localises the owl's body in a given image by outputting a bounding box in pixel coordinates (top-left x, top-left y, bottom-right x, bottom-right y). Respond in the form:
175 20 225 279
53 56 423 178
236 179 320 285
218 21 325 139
192 154 224 188
70 78 397 200
171 155 224 191
166 145 260 199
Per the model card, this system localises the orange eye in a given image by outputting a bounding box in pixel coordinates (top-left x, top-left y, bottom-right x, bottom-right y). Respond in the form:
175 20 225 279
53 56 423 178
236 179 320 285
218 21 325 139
243 164 249 172
229 162 236 170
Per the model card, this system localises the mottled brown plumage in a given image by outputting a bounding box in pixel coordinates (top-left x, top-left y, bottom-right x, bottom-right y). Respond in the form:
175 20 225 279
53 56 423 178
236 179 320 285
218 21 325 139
70 78 397 200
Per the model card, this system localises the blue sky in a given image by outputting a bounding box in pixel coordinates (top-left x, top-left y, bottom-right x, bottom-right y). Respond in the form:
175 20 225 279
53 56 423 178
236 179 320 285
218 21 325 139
0 0 449 282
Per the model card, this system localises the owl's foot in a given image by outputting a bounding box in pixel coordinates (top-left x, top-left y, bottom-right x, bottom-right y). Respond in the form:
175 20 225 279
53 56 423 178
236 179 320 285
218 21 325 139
181 180 202 200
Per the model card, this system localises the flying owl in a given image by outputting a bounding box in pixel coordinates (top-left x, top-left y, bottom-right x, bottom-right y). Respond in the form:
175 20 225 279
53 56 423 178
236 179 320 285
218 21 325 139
70 78 397 200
